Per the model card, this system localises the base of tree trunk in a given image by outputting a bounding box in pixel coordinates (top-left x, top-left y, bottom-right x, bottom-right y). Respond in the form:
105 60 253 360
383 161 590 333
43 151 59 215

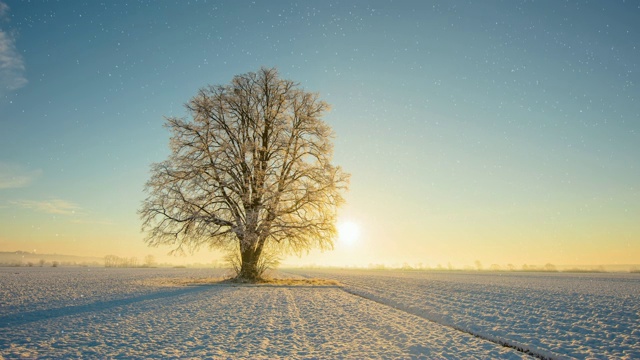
225 275 265 284
238 251 262 281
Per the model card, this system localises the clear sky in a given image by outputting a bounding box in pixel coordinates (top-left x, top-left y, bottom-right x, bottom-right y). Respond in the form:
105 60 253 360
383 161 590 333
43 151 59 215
1 1 638 268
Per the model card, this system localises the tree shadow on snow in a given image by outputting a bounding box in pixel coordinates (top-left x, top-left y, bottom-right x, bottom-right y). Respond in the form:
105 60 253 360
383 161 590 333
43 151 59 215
0 285 213 328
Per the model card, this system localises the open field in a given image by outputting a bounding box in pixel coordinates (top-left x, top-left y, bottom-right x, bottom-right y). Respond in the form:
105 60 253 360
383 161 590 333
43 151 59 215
292 269 640 359
1 268 638 359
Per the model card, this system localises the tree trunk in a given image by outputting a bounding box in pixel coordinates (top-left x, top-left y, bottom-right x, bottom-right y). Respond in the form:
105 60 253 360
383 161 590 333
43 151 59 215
238 247 262 281
237 212 264 281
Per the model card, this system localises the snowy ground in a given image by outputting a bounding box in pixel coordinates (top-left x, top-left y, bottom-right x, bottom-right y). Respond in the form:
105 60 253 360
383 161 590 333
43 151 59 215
290 269 640 359
0 267 533 359
2 268 637 359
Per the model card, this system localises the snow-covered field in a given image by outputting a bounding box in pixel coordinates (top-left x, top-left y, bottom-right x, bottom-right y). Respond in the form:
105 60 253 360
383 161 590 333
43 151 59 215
1 268 637 359
291 269 640 359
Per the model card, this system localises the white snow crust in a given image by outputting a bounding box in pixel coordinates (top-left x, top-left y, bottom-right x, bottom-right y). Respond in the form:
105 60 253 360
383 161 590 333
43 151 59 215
291 269 640 359
0 267 533 359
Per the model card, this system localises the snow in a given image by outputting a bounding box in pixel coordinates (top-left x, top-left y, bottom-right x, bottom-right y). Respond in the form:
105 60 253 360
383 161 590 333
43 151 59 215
291 269 640 359
1 267 532 359
2 268 637 359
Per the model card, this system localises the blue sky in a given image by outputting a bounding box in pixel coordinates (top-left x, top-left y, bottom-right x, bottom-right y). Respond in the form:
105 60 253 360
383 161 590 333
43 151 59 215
1 1 639 267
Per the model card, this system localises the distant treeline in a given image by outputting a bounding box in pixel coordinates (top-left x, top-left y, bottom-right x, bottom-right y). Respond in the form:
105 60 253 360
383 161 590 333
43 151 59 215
0 251 224 269
361 262 563 272
104 255 139 268
0 251 101 267
104 255 157 268
0 259 100 267
297 262 640 273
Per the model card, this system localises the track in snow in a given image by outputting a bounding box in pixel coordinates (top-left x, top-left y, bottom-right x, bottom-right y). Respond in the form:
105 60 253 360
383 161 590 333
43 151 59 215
338 286 556 360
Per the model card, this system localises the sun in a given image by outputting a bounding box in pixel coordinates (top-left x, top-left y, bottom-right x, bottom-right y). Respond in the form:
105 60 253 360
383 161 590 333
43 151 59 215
338 221 361 246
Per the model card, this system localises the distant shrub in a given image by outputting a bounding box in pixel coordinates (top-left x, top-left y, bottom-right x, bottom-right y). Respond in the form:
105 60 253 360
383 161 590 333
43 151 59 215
144 255 157 268
368 263 387 270
489 264 502 271
52 261 59 267
401 263 414 270
544 263 558 272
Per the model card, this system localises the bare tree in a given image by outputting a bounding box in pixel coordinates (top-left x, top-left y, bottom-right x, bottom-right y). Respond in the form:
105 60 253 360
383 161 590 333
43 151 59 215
140 68 349 280
474 260 483 271
144 255 156 268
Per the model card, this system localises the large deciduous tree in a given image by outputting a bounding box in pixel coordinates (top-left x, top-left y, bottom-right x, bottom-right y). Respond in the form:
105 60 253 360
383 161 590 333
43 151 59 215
139 68 349 280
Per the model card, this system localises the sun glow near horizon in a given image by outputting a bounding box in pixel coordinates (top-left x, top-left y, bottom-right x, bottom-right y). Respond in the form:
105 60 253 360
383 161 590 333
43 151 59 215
337 221 361 247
